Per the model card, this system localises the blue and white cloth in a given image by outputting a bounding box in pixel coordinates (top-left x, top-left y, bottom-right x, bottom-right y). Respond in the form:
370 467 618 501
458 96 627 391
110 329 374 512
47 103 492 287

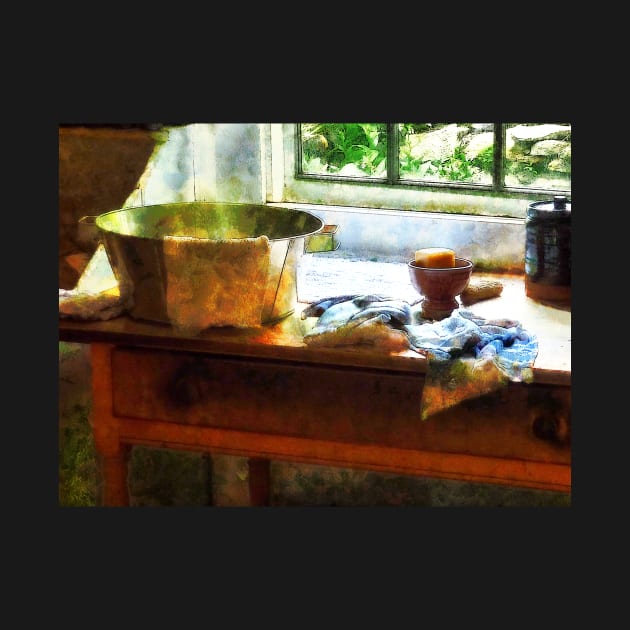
302 295 538 420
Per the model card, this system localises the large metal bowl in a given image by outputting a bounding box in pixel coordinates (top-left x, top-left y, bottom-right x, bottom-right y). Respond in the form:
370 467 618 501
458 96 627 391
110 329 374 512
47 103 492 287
95 201 324 325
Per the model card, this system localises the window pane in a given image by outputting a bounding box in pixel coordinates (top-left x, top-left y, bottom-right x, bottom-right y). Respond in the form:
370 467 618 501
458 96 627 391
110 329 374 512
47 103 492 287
300 123 388 178
398 123 494 185
504 123 571 191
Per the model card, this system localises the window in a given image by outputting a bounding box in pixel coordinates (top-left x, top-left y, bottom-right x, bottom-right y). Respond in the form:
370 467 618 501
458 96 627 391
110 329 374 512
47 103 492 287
274 123 571 220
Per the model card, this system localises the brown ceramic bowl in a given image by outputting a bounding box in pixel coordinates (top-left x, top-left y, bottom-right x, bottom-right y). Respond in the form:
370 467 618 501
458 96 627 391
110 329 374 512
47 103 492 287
408 257 473 319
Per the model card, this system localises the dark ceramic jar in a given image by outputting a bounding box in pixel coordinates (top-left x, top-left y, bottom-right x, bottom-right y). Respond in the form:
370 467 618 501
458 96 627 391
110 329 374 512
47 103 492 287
524 195 571 304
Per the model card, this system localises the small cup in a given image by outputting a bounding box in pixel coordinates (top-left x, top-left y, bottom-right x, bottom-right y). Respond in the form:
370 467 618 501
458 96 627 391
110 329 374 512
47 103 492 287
408 257 473 320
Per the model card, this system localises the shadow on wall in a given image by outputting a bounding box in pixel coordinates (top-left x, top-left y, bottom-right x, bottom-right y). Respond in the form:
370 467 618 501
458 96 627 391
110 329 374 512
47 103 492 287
58 125 164 288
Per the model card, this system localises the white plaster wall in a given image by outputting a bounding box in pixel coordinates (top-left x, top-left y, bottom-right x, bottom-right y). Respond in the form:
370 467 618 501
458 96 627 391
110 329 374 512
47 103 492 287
126 123 263 206
271 203 525 271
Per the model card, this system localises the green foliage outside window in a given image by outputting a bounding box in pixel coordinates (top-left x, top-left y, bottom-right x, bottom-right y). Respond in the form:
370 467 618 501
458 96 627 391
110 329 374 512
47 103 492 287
302 122 488 182
300 123 571 193
301 123 387 177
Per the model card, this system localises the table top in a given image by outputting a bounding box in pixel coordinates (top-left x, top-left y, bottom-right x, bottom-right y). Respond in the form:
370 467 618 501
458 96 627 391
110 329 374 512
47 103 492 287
59 272 571 387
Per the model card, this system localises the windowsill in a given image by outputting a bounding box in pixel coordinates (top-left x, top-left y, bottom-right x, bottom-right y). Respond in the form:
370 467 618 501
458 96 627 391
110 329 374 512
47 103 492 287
269 201 524 225
297 252 530 306
298 252 426 303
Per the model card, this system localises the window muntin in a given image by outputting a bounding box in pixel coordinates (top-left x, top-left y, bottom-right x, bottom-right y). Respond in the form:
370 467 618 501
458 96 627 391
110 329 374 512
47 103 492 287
297 122 571 196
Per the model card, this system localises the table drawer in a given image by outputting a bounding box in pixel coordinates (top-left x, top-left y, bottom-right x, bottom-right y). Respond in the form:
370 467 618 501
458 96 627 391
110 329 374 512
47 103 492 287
111 347 570 464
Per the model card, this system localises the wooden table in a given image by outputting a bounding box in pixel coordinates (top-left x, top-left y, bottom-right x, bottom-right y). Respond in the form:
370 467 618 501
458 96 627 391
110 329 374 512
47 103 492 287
58 274 571 506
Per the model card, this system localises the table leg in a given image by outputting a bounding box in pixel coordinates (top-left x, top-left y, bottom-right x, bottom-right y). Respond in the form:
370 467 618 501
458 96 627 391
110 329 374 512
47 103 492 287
99 446 132 506
248 458 271 506
90 343 131 507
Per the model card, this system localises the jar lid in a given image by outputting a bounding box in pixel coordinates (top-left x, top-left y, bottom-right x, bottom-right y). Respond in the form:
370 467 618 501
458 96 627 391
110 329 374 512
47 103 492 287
527 195 571 219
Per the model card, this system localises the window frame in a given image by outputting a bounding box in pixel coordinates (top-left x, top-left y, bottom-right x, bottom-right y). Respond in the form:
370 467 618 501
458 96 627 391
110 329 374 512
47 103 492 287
270 123 569 220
